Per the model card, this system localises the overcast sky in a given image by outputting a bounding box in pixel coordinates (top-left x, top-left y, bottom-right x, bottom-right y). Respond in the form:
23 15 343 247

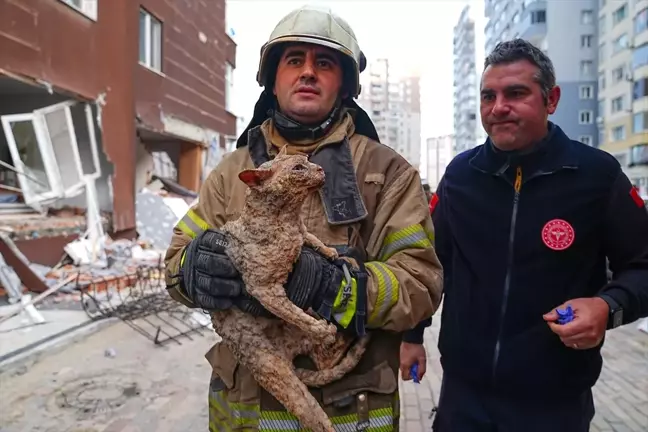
226 0 484 141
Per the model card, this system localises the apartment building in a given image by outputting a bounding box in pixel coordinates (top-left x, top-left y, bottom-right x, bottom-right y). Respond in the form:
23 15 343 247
0 0 236 262
453 5 486 155
0 0 236 231
484 0 599 147
424 134 455 190
358 59 422 167
598 0 648 194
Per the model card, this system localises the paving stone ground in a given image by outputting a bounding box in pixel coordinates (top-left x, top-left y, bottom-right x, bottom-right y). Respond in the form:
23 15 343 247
0 316 646 431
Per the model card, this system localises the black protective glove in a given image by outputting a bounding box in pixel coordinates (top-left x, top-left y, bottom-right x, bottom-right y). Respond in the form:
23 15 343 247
287 247 369 337
179 229 263 314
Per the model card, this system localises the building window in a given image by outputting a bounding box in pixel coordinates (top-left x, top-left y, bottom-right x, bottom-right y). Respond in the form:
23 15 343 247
599 72 606 90
579 135 593 146
579 110 594 124
581 35 593 48
579 85 594 99
581 10 594 24
612 65 625 83
612 4 627 26
636 8 648 35
633 112 648 133
599 128 606 147
630 144 648 166
612 34 629 54
512 12 520 24
633 44 648 69
531 10 546 24
599 15 606 36
599 43 606 60
598 99 606 119
580 60 594 76
611 125 626 141
139 9 163 72
58 0 97 20
611 96 625 113
225 63 234 113
635 78 648 100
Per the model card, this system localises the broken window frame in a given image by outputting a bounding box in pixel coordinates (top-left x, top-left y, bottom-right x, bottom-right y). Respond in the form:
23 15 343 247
1 101 102 205
34 100 101 197
1 113 64 205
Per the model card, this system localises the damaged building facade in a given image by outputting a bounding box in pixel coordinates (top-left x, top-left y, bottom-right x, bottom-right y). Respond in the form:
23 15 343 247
0 0 237 267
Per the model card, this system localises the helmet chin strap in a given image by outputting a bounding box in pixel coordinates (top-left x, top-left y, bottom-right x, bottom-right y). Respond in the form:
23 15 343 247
269 97 342 142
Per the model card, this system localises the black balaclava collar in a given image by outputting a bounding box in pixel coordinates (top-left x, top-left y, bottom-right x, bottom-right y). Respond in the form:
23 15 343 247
236 90 381 148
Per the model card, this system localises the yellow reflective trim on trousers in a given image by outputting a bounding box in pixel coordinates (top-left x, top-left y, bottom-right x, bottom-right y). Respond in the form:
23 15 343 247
209 392 395 431
378 224 432 261
259 406 394 431
176 209 210 239
365 262 399 328
332 277 357 328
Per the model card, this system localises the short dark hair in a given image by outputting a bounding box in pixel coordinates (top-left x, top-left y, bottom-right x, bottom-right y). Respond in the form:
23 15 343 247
484 39 556 102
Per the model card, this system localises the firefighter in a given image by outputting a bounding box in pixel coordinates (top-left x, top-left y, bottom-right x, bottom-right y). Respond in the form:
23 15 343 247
164 5 442 430
432 39 648 431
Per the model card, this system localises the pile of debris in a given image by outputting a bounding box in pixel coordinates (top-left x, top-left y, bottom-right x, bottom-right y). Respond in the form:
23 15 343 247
0 179 210 352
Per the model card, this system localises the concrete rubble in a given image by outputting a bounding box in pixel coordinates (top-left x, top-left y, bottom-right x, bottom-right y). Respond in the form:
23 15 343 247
0 179 206 368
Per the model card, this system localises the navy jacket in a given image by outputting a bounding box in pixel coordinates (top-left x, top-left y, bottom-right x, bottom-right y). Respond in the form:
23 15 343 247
433 123 648 399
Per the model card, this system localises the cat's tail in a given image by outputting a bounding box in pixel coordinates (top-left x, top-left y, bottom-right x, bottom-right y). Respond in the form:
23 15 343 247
295 334 372 387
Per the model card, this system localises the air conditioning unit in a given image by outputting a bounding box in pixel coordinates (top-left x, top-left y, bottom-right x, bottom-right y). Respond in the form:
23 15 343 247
596 116 604 124
625 71 634 81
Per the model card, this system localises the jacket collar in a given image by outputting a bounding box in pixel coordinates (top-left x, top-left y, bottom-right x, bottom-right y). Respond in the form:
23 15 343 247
469 122 580 176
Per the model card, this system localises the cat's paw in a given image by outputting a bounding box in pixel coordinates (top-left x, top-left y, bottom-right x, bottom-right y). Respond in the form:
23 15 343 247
312 321 337 346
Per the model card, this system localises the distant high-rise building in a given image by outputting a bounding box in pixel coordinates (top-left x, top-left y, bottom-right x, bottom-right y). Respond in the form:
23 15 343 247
358 58 422 167
598 1 648 195
453 5 486 155
484 0 599 147
424 135 455 190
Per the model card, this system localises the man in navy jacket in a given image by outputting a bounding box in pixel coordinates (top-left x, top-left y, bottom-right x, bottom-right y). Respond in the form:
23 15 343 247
432 39 648 431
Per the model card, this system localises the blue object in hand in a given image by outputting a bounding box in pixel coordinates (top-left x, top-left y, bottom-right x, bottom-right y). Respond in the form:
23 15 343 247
556 305 574 325
410 363 420 384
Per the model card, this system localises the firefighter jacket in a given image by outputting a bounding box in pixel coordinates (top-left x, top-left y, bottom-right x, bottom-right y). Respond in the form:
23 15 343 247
164 111 443 430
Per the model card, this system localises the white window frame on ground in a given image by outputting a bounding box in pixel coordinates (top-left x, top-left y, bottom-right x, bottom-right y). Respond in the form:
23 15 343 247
578 135 593 146
139 8 163 72
58 0 98 20
1 114 63 205
579 110 594 124
1 102 101 206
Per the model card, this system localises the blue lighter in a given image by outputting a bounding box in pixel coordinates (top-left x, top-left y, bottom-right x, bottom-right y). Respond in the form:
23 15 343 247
410 363 420 384
556 305 575 325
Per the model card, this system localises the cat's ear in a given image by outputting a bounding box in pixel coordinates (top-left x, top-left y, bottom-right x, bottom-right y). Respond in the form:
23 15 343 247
277 145 289 156
239 168 272 187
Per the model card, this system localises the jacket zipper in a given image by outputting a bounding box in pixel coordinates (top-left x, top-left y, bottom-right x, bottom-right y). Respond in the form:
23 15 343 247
491 165 522 385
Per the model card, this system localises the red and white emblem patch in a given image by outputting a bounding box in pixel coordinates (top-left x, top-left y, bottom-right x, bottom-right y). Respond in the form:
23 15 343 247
541 219 575 251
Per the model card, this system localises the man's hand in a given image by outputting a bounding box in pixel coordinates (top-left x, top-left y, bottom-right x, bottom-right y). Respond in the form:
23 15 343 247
543 297 610 350
399 342 427 381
